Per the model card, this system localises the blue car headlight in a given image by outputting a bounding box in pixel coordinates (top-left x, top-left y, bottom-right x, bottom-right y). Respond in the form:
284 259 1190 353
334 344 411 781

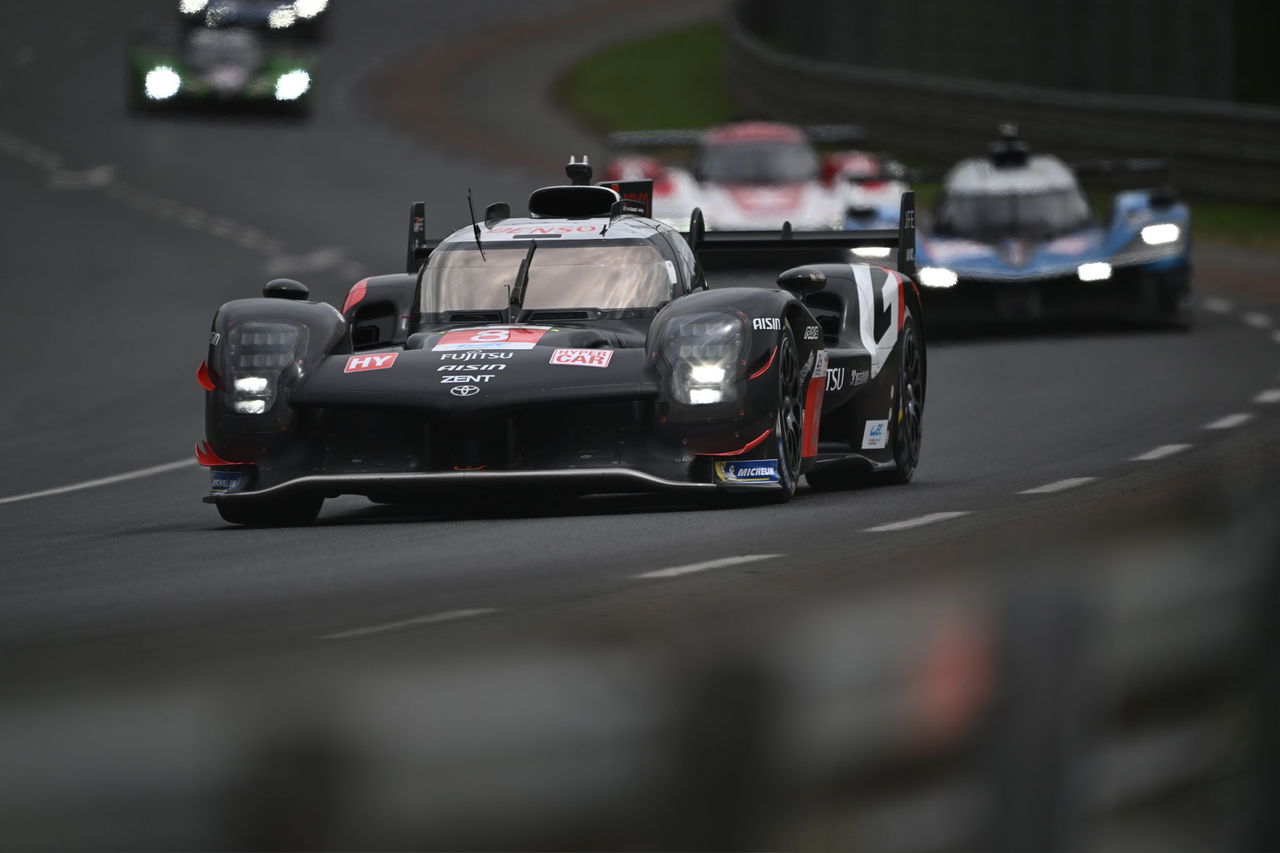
1141 223 1181 246
661 312 745 405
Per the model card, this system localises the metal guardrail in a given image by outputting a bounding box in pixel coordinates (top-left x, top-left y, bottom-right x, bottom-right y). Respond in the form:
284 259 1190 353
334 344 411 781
725 0 1280 204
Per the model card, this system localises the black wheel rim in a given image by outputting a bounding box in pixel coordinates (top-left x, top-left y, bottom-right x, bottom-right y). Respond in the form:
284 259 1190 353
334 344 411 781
898 321 923 468
778 334 803 482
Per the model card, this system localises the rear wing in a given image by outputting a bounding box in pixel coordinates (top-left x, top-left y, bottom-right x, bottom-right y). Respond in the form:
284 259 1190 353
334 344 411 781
688 192 917 281
606 129 704 149
1071 157 1170 180
1070 158 1179 206
405 201 441 274
596 179 654 218
607 124 865 150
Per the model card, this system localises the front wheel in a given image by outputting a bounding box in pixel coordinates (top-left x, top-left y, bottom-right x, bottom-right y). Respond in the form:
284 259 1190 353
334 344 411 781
216 495 324 527
771 322 804 502
880 306 924 485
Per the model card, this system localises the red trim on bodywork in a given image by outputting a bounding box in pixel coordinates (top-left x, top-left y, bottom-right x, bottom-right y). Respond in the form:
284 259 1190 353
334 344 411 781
747 346 777 380
343 277 368 313
342 279 369 314
889 270 906 329
801 373 825 458
195 441 250 467
697 428 772 457
196 361 216 391
707 122 805 145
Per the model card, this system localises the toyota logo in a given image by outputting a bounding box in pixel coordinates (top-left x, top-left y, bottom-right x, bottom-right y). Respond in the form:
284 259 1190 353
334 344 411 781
450 385 480 397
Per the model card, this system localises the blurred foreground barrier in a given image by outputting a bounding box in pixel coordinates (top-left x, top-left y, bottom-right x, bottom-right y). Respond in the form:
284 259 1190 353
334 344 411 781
726 0 1280 204
0 500 1274 851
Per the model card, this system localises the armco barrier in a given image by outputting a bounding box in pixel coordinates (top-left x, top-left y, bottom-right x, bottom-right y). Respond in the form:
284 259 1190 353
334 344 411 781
725 0 1280 203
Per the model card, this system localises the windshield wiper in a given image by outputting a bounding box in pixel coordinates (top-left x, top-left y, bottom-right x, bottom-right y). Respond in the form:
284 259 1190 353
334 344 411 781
507 240 538 321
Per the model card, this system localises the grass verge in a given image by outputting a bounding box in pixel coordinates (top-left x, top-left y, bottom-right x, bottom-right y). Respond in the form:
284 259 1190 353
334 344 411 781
554 22 739 135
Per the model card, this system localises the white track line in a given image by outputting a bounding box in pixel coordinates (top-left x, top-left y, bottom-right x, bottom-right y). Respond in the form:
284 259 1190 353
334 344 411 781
635 554 782 579
1243 312 1273 329
1254 389 1280 404
864 512 971 532
1131 444 1192 462
0 459 195 505
316 608 498 640
1201 297 1234 314
1204 413 1254 430
1018 477 1099 495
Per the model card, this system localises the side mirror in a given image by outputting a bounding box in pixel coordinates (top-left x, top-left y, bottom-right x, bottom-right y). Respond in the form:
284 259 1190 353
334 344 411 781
777 266 827 297
1150 186 1178 210
264 278 309 300
484 202 510 226
687 207 706 255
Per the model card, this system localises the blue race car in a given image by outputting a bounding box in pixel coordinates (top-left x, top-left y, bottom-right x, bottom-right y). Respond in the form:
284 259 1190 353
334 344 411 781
915 126 1191 328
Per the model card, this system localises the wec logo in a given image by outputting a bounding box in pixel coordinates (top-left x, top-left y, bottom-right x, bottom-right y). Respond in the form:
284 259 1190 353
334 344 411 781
861 418 889 449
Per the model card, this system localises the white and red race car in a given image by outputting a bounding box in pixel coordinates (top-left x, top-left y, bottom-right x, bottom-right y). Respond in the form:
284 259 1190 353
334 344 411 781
604 121 909 232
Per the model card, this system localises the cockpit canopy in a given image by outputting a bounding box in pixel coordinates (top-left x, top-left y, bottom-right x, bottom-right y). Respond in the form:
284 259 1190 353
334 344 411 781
934 154 1093 242
420 239 677 317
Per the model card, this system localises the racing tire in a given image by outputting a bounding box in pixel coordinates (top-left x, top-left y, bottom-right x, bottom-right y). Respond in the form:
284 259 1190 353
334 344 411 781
771 322 804 502
879 305 924 485
216 495 324 527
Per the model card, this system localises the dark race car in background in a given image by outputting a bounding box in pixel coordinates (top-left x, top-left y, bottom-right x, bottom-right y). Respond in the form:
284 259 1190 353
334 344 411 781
195 160 927 525
128 25 314 115
915 125 1192 328
178 0 330 38
605 121 910 233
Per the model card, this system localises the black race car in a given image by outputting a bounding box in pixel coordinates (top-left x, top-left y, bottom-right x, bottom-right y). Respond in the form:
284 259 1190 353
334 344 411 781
196 160 926 525
128 25 314 115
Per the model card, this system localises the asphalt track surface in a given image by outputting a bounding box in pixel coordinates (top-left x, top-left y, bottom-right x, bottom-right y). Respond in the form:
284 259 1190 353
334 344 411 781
1 0 1279 687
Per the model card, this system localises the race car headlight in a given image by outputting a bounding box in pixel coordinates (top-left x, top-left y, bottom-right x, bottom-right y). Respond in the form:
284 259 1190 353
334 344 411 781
1077 262 1113 282
223 321 306 415
918 266 958 289
662 312 745 406
294 0 329 18
268 6 298 28
1141 223 1181 246
179 0 208 13
275 70 311 101
233 376 271 395
852 246 892 259
144 66 182 100
689 365 727 384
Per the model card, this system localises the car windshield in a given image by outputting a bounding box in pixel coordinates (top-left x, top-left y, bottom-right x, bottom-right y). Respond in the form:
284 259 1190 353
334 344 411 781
185 28 263 68
421 240 676 315
697 141 821 184
933 188 1093 242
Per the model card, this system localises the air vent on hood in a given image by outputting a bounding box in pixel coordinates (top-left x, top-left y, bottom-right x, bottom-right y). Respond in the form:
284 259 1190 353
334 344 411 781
528 185 619 219
526 310 591 322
